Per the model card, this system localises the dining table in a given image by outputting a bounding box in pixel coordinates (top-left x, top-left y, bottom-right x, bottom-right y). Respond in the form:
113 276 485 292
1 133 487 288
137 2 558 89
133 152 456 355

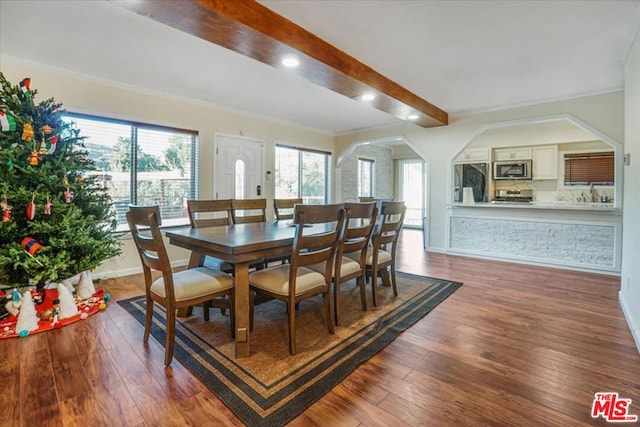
165 220 328 358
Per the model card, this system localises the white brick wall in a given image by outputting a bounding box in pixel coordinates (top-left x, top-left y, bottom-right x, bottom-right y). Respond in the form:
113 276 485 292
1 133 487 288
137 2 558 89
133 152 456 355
340 145 393 202
450 216 616 268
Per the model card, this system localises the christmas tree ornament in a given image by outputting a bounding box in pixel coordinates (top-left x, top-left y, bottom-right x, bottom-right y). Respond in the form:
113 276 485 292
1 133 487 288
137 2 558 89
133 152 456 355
39 136 47 155
57 283 79 319
62 176 69 186
46 134 59 154
26 194 36 220
21 236 43 256
76 174 85 189
6 157 13 168
0 111 17 132
1 196 12 223
19 78 31 96
15 290 39 334
21 122 34 141
44 197 52 215
29 150 39 166
41 124 53 134
64 187 74 203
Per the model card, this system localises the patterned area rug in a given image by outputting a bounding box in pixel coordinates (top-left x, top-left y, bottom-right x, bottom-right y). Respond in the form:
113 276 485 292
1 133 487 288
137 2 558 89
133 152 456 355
119 272 462 426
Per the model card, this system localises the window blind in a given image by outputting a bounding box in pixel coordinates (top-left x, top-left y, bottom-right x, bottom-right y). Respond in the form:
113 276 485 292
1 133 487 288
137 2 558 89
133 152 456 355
564 151 614 186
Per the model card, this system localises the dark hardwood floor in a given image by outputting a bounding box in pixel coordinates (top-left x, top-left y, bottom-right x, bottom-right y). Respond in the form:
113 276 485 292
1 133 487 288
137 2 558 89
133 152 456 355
2 229 639 426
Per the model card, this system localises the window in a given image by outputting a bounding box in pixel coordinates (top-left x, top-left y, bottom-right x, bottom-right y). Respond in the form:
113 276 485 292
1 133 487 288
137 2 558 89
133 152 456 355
358 158 374 198
275 145 331 204
64 113 198 230
564 151 614 186
397 158 426 228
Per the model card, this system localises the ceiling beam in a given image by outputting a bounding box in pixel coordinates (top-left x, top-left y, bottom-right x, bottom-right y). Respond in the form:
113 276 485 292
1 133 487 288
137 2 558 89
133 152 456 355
113 0 448 128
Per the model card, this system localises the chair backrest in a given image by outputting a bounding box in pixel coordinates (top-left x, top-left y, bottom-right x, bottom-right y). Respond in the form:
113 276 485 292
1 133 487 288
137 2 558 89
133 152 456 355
231 198 267 224
187 199 232 228
290 204 346 290
372 201 406 254
358 197 376 203
340 202 378 264
126 205 175 299
273 198 303 220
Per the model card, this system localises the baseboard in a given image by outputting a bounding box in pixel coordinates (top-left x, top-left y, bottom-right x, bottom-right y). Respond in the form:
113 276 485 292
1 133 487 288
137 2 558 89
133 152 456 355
619 291 640 355
92 259 189 280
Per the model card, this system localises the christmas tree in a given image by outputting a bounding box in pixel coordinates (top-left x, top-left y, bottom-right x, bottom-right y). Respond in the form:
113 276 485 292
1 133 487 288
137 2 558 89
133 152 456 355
0 73 120 294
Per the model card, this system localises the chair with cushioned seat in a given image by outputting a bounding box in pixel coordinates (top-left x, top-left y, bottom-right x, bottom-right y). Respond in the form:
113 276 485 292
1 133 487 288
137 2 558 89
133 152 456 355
248 203 346 354
273 198 303 221
127 205 235 365
231 198 267 224
347 201 405 307
187 199 235 273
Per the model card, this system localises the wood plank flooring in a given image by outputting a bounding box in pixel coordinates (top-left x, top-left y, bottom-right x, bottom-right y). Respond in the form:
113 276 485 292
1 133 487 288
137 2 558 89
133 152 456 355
2 229 639 426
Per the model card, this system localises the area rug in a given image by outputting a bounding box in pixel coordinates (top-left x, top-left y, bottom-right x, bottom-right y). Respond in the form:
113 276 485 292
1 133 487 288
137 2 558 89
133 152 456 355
119 272 462 426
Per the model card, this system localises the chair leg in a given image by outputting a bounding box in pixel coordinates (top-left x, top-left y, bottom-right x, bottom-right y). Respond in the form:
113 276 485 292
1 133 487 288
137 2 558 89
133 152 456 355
390 264 398 297
202 301 210 321
333 278 341 326
288 299 297 355
371 268 379 307
144 296 153 344
249 290 255 332
324 290 335 334
165 307 176 366
380 267 392 288
357 275 367 311
229 293 235 339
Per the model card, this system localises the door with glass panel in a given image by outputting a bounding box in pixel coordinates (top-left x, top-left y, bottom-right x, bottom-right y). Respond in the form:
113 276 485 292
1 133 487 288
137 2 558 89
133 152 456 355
214 134 264 200
397 158 426 228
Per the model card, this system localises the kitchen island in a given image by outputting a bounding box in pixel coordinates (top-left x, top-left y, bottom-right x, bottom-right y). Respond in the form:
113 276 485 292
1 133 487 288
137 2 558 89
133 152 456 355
448 202 622 273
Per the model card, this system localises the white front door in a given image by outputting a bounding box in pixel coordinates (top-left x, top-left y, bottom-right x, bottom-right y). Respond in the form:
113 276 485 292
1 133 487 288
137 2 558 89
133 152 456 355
214 134 264 199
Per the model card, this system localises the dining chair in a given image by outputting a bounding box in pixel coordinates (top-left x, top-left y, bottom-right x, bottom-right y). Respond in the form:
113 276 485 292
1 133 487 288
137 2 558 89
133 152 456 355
127 205 235 366
248 203 346 354
347 201 406 307
273 198 303 221
331 202 378 325
187 199 234 274
231 198 267 224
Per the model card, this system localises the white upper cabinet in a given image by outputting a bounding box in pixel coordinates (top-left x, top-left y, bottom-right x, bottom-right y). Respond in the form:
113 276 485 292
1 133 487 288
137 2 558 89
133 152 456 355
493 146 533 161
532 145 558 180
455 147 490 163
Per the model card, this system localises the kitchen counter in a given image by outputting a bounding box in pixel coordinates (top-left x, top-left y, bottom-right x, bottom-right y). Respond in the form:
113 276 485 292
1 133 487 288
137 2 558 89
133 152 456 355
452 201 617 211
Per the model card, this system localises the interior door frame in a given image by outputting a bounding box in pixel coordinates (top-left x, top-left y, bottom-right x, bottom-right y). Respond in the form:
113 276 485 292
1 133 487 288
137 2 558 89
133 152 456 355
213 132 265 200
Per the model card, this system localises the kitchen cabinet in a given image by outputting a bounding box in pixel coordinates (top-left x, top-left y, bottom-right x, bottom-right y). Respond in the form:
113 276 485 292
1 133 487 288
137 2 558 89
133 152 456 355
532 145 558 179
455 147 489 163
494 146 532 161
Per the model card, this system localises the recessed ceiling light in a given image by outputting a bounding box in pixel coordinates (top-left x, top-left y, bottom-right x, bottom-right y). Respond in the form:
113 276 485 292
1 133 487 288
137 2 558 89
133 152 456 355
361 92 376 101
408 113 419 121
282 56 300 68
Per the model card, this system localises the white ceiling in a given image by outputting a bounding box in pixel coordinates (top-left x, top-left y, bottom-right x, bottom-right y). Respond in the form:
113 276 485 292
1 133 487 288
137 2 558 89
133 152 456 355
1 0 638 135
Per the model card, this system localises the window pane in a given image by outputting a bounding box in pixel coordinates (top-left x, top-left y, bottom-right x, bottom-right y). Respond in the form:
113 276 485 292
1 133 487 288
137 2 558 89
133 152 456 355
275 146 300 198
136 128 193 224
358 158 374 197
275 145 331 204
66 116 132 229
301 151 327 205
66 113 197 230
235 159 245 199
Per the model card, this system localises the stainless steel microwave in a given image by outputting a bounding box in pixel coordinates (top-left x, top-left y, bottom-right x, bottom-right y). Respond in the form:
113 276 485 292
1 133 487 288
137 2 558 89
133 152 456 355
493 160 532 180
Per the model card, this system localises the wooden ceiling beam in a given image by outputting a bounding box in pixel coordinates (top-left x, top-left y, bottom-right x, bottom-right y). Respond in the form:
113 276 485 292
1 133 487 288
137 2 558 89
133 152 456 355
114 0 448 128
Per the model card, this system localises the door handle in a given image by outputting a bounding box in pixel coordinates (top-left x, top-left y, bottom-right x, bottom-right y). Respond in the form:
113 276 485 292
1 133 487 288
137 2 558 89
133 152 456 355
256 185 261 196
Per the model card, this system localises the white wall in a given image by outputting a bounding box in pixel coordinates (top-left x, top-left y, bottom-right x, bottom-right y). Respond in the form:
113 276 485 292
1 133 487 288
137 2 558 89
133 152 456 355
337 92 624 253
621 23 640 352
0 62 335 278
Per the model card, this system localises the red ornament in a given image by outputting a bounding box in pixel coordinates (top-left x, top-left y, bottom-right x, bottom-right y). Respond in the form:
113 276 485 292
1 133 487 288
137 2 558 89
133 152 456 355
21 236 43 255
26 194 36 220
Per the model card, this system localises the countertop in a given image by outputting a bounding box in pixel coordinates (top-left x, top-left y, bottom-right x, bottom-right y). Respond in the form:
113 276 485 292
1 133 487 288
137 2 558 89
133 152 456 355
452 201 617 211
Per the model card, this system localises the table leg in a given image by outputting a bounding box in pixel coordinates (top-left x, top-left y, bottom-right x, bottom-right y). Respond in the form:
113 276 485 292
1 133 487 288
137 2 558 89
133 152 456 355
234 261 250 358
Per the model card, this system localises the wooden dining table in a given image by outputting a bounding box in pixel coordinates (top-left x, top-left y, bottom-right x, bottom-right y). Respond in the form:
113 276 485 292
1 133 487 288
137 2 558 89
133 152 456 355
165 220 328 358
